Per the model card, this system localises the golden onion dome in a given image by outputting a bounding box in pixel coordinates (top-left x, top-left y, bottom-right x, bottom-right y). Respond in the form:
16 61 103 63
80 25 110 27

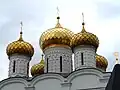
40 16 74 50
71 22 99 50
6 31 34 57
96 54 108 71
31 55 44 76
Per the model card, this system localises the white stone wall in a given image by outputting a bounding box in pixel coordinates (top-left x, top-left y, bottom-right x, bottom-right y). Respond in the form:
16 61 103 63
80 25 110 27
44 46 72 73
73 45 96 70
0 68 111 90
34 78 61 90
1 83 25 90
9 54 31 77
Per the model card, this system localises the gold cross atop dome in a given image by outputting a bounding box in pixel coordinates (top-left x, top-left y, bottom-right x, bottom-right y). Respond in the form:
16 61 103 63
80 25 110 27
42 54 44 60
114 52 119 64
20 21 23 32
82 12 84 24
19 21 23 41
55 7 62 28
57 6 59 17
81 12 86 32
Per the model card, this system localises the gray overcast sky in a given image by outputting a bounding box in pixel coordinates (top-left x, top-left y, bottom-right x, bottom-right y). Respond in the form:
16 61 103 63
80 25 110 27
1 0 120 80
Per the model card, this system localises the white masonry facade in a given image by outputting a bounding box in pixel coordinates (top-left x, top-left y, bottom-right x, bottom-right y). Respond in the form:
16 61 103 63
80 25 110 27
0 16 111 90
0 68 110 90
0 44 111 90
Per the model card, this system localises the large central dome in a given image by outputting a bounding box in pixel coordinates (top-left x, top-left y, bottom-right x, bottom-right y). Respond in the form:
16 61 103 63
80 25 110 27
40 17 74 50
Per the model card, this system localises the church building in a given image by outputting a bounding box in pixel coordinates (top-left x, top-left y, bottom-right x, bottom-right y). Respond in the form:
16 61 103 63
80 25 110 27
0 14 111 90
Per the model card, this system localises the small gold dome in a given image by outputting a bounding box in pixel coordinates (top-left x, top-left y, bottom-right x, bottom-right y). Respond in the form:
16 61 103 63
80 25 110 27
6 32 34 57
96 54 108 71
71 23 99 50
40 17 74 50
31 55 44 76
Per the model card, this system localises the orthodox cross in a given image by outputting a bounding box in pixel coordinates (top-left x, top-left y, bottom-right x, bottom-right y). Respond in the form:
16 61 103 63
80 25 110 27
114 52 119 64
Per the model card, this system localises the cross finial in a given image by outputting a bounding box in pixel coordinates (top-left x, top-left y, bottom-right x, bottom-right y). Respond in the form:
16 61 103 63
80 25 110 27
56 7 60 20
42 54 44 60
82 12 85 25
82 13 84 22
81 12 86 33
57 6 60 17
20 21 23 33
55 7 62 28
18 21 23 41
114 52 119 64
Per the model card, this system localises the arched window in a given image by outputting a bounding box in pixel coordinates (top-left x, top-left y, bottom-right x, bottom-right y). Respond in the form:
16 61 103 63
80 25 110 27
13 61 16 73
81 53 84 65
60 56 62 72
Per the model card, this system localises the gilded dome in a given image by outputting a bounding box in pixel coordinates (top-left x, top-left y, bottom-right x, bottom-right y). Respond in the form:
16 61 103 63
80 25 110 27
96 54 108 71
6 32 34 57
40 17 74 50
71 23 99 50
31 55 44 76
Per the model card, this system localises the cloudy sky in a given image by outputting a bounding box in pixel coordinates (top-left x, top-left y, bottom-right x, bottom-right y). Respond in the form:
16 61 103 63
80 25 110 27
0 0 120 80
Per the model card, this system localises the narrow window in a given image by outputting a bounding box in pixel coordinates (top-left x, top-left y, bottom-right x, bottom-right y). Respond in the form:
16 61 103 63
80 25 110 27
27 62 29 75
47 58 49 73
13 61 16 73
60 56 62 72
81 53 84 65
71 60 73 71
